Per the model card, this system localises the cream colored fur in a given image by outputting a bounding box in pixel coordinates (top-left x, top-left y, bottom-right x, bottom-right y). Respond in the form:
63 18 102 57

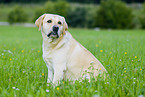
35 14 107 84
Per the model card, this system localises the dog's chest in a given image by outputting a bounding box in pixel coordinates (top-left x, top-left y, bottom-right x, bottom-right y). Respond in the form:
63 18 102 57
42 46 68 67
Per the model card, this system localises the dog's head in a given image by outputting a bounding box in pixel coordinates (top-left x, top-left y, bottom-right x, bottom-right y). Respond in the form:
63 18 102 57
35 14 68 39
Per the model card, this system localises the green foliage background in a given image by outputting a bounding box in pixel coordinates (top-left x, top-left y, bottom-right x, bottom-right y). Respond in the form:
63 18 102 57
94 0 133 29
4 0 145 29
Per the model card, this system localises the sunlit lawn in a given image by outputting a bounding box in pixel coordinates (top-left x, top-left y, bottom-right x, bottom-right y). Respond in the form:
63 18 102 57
0 26 145 97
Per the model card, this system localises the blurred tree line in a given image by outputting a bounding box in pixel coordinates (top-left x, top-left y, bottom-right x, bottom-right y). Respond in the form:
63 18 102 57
0 0 145 3
7 0 145 29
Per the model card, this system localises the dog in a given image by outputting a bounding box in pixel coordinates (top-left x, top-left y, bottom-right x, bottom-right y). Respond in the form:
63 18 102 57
35 14 107 84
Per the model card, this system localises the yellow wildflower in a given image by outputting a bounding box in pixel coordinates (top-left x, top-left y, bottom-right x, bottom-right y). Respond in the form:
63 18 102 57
140 69 142 71
42 73 44 76
124 71 126 73
135 56 137 58
56 87 59 90
10 58 12 61
38 50 40 53
100 50 103 52
13 48 16 50
111 57 113 59
22 50 24 53
125 52 127 54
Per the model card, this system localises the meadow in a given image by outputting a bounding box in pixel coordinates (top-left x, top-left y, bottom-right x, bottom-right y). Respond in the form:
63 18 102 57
0 25 145 97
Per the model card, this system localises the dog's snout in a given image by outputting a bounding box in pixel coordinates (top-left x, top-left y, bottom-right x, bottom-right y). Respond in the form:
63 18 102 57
53 25 59 32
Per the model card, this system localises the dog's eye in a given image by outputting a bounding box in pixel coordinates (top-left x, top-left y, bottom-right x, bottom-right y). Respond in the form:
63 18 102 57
47 20 52 23
58 21 62 25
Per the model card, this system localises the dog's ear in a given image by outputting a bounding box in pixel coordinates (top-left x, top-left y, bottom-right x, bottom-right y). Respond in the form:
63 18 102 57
63 17 68 35
35 14 46 31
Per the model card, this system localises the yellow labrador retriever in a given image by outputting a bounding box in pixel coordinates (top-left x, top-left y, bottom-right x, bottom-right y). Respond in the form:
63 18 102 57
35 14 107 84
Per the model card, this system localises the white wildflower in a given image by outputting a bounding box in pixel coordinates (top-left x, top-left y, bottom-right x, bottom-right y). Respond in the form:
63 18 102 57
3 50 7 52
95 90 98 92
8 50 13 54
138 95 144 97
16 88 19 90
93 94 100 97
46 89 49 92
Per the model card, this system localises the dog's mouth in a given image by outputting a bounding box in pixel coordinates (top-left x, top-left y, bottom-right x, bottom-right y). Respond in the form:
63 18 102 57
47 31 59 38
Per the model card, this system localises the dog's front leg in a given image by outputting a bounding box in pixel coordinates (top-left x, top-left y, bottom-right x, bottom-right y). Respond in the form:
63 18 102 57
47 66 53 83
52 65 65 85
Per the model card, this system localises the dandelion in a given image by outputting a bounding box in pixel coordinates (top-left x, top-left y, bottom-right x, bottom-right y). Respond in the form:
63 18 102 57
13 48 16 50
42 73 44 76
135 56 137 58
38 50 40 53
46 89 49 92
21 50 24 53
140 69 142 71
56 87 59 90
96 44 99 47
10 58 12 61
100 50 103 52
100 68 102 70
124 71 126 73
125 52 127 54
111 57 113 59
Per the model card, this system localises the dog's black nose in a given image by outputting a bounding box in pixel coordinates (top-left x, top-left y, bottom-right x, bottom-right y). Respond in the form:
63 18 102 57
53 25 59 32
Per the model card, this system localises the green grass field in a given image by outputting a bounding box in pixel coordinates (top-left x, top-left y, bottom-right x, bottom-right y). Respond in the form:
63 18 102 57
0 26 145 97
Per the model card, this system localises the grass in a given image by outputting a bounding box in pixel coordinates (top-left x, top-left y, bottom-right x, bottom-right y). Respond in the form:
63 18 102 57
0 25 145 97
